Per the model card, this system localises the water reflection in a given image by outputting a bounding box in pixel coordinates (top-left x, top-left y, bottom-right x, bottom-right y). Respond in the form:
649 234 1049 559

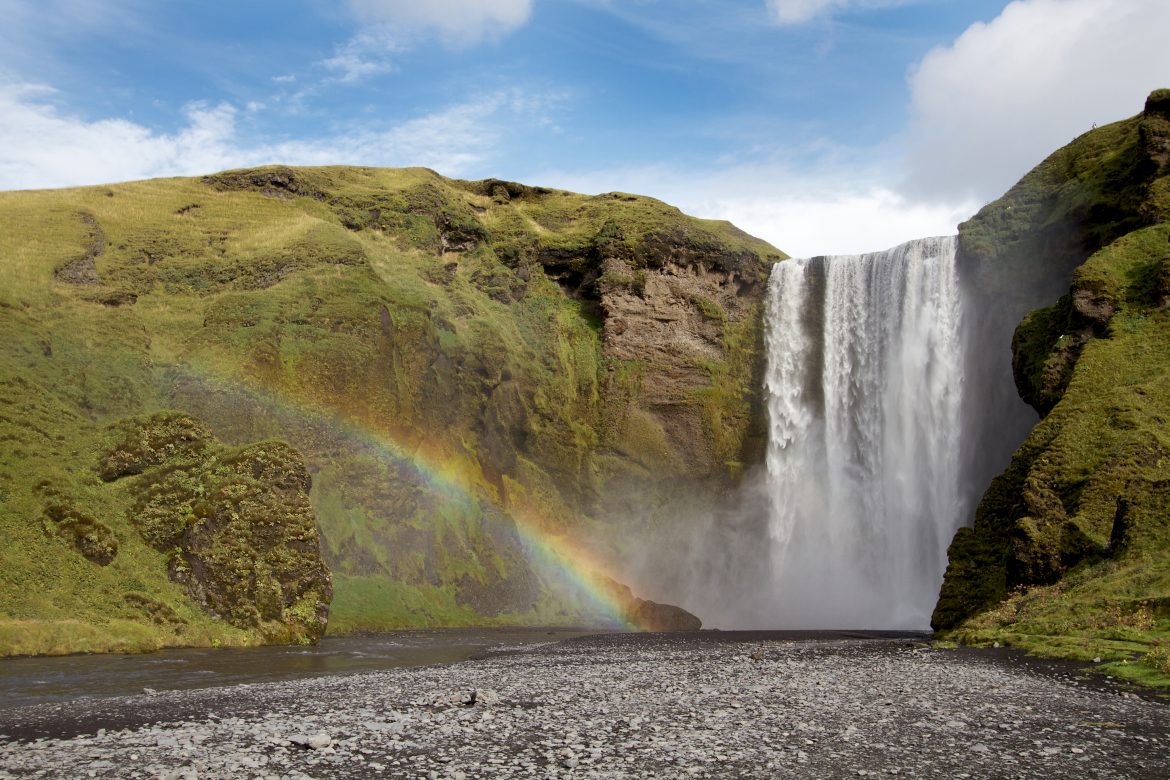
0 628 596 709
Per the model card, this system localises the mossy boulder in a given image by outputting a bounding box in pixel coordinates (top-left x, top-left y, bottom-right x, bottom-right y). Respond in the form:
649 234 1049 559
104 413 332 642
171 442 330 642
42 503 118 566
98 413 212 482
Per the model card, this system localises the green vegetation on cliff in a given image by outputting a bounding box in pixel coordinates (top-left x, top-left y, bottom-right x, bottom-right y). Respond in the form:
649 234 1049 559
935 90 1170 686
0 166 781 654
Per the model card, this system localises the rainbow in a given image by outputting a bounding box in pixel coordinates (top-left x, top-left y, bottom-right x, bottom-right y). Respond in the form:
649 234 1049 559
171 361 641 630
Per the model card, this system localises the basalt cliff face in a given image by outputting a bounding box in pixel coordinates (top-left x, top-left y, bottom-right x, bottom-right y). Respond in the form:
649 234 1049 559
935 90 1170 676
0 166 781 654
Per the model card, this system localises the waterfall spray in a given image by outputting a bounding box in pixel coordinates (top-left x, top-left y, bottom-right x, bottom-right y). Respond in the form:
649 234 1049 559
763 236 963 629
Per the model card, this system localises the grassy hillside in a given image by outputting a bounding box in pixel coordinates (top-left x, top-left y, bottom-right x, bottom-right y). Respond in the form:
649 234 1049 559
935 90 1170 686
0 166 782 654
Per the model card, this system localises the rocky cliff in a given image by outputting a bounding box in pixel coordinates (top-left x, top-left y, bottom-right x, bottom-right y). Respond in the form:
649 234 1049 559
934 90 1170 682
0 166 781 654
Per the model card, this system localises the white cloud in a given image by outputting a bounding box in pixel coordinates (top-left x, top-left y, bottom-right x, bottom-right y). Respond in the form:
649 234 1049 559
541 0 1168 256
348 0 533 45
0 81 553 190
905 0 1170 203
764 0 913 25
314 1 534 86
320 28 403 84
0 85 240 189
533 163 976 258
697 188 975 258
765 0 842 24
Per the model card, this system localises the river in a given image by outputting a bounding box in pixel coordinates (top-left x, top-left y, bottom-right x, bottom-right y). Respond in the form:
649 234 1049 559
0 628 595 709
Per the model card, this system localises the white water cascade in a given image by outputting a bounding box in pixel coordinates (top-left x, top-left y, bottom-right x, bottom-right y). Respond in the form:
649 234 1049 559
763 236 964 629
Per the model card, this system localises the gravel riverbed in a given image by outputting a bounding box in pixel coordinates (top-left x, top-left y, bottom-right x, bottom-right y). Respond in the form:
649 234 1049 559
1 633 1167 779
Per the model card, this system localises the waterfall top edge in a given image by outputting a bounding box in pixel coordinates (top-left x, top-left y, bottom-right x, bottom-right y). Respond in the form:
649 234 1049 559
784 234 957 265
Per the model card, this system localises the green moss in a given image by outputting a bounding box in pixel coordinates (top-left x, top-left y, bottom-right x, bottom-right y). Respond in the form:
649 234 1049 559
327 575 484 632
946 555 1170 688
43 503 119 566
689 294 727 322
938 93 1170 686
1012 297 1075 414
0 164 783 653
688 303 767 472
95 414 333 642
98 413 213 482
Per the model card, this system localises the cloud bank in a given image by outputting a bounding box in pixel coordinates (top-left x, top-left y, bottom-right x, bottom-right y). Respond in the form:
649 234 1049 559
745 0 1170 253
547 0 1170 256
536 162 976 258
697 187 974 259
905 0 1170 202
0 82 549 190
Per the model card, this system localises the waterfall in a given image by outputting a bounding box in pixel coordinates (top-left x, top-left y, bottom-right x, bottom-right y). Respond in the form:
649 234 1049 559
763 236 963 629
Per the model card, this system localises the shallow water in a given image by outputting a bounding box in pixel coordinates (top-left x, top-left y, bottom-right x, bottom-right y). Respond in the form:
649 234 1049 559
0 628 596 709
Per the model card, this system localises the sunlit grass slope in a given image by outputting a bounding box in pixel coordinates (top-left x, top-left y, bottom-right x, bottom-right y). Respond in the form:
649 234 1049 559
0 166 781 654
935 90 1170 687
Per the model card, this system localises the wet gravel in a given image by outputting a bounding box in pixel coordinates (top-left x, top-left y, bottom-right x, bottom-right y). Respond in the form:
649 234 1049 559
1 633 1168 779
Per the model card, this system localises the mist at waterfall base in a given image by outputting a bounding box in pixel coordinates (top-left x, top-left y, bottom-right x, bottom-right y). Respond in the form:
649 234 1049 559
617 234 1049 631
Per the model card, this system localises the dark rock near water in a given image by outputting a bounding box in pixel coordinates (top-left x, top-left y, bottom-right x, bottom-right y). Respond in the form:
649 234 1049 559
628 599 703 632
596 575 702 631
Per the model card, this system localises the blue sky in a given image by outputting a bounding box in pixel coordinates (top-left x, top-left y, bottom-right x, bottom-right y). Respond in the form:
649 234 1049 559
1 0 1167 255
